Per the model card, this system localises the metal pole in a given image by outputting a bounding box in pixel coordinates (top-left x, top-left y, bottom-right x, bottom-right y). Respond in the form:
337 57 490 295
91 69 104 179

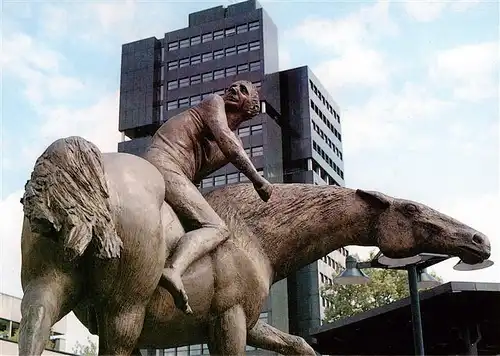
408 265 425 355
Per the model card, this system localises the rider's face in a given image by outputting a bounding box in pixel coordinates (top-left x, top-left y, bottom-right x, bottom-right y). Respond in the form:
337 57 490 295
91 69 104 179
224 82 252 112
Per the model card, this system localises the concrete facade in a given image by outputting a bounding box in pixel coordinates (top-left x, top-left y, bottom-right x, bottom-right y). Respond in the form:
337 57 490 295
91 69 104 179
117 1 347 354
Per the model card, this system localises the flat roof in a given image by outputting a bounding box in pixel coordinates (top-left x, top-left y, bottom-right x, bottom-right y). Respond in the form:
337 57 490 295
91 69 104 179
310 282 500 355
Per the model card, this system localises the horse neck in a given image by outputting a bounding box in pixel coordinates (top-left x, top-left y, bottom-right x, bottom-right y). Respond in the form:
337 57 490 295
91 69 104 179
248 185 378 282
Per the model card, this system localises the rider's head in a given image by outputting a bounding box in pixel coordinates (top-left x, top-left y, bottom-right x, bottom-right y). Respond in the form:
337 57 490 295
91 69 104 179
223 80 260 120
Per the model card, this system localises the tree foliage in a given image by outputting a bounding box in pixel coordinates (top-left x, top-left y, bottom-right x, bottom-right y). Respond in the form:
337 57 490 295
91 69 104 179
73 338 98 356
321 253 442 323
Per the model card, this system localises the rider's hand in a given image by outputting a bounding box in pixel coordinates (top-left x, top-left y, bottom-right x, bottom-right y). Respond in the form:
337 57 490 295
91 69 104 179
253 178 273 202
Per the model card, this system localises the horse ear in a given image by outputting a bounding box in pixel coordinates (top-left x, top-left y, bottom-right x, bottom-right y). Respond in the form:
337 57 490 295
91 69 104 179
355 189 390 210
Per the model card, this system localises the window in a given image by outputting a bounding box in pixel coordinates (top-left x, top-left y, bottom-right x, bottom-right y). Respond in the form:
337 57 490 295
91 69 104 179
250 61 261 71
238 126 250 137
179 38 189 48
225 66 236 77
214 175 225 186
214 69 224 80
245 147 251 155
202 52 212 62
214 49 224 59
251 124 263 135
237 63 249 73
236 23 248 33
239 172 249 182
168 41 178 51
179 58 189 67
249 41 260 51
191 95 201 105
213 30 224 40
191 74 201 85
227 173 239 184
165 348 176 356
249 21 260 31
225 27 236 36
167 61 178 70
253 81 262 89
202 72 213 82
237 43 248 53
179 77 189 88
225 46 236 56
179 97 189 108
167 100 177 110
190 344 202 356
202 32 212 42
167 80 178 90
251 146 264 157
191 55 201 65
191 36 201 45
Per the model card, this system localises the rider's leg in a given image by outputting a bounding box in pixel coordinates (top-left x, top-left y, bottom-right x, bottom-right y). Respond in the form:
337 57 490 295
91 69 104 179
159 169 229 313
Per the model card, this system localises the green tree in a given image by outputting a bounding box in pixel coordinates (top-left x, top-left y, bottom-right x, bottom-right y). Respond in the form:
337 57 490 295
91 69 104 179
321 253 442 323
73 338 98 356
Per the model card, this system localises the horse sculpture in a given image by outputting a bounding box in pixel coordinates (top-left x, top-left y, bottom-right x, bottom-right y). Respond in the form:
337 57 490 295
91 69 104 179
18 136 491 356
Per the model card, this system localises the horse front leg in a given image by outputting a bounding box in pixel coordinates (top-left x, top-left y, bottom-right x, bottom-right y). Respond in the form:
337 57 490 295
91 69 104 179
208 304 247 356
247 320 316 355
19 273 82 356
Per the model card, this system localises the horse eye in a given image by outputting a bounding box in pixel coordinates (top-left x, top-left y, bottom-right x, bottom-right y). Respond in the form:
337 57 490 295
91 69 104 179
404 204 418 215
240 85 248 94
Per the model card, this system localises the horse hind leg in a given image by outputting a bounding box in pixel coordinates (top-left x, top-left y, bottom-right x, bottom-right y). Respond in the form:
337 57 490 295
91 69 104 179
96 303 147 356
19 273 81 356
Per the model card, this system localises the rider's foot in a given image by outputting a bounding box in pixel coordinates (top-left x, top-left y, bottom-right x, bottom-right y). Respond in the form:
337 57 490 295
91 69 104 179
160 267 192 315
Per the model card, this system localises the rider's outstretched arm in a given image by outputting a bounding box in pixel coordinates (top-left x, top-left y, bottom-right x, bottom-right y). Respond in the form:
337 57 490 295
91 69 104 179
199 95 264 187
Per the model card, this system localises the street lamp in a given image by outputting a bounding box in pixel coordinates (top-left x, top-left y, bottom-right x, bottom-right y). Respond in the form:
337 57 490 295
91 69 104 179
334 251 493 356
333 255 370 285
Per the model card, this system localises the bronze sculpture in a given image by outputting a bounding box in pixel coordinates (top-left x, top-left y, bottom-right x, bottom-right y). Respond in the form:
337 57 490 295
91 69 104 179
18 135 491 355
144 80 272 314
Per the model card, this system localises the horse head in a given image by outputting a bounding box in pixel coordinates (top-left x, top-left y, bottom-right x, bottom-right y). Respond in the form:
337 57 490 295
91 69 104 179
356 189 491 264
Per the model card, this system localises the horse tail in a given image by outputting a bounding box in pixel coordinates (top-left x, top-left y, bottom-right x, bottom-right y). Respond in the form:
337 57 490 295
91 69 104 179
21 136 122 261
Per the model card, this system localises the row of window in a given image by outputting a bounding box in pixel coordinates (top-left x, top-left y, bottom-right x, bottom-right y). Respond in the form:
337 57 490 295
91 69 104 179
312 121 343 161
311 100 342 142
167 61 261 90
312 160 341 187
164 81 262 111
313 141 345 179
167 21 260 51
321 296 332 309
201 168 264 189
167 41 261 71
310 79 340 123
321 254 344 272
320 272 334 286
238 124 263 137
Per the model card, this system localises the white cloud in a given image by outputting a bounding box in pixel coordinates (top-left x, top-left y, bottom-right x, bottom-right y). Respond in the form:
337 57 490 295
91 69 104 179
403 0 482 22
340 83 452 153
287 0 399 92
430 193 500 283
429 42 499 102
0 190 24 297
403 0 447 22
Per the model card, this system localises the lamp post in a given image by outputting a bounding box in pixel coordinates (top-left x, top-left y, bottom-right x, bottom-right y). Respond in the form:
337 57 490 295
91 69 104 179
334 252 493 356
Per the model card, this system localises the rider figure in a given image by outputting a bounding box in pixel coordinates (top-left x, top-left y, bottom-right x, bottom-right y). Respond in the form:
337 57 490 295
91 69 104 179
143 80 273 314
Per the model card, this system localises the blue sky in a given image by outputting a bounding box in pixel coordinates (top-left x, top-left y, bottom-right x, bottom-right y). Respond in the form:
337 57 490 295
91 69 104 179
1 0 499 346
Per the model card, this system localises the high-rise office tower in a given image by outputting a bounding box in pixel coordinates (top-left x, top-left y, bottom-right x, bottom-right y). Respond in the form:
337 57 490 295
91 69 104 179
118 1 346 354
